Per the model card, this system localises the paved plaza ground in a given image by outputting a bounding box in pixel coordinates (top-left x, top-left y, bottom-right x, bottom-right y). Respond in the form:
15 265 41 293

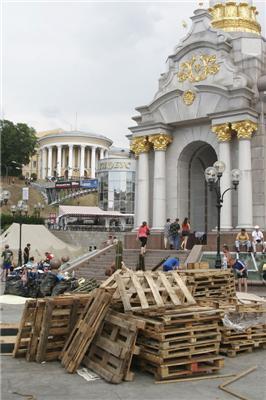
1 350 266 400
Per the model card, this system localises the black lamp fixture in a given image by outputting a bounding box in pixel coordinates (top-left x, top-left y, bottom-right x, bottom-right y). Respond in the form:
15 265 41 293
205 161 241 269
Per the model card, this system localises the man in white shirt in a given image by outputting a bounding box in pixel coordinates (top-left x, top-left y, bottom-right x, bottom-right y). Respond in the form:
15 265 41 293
252 225 266 255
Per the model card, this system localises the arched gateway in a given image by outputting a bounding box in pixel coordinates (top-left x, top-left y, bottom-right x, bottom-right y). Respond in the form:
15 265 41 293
129 1 266 233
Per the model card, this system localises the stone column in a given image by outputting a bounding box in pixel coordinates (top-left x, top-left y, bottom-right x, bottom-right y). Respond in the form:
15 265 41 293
232 120 258 229
91 146 96 178
62 147 66 169
130 136 151 226
57 145 62 177
68 144 73 178
80 145 85 177
104 150 109 159
149 134 172 230
100 148 104 159
212 123 232 230
41 147 47 179
47 146 53 177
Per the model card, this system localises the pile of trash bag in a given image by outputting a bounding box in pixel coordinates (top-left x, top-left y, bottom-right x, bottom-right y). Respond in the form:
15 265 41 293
4 270 98 298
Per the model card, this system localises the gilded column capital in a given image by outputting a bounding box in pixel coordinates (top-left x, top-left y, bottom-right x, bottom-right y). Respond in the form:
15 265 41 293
232 120 258 140
212 123 231 142
130 136 150 156
148 134 172 151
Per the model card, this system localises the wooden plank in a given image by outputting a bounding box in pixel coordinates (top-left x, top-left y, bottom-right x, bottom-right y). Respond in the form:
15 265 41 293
26 300 45 362
129 270 149 309
115 274 132 312
158 272 181 306
172 272 196 305
36 301 54 363
219 366 257 400
145 271 164 308
155 373 235 384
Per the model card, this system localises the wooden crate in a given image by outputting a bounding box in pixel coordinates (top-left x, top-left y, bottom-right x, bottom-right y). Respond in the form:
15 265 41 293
61 288 112 373
83 310 145 383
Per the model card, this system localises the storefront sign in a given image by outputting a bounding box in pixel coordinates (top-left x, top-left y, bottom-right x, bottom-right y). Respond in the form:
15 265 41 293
55 181 80 189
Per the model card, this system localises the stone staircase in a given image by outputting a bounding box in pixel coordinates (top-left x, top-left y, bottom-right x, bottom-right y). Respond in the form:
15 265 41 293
73 248 190 282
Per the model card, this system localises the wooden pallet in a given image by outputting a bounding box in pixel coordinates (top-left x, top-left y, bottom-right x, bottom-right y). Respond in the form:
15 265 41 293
139 342 220 362
0 323 19 355
61 288 112 373
13 299 39 358
140 354 224 380
83 310 145 383
13 295 91 362
181 270 236 300
34 295 90 362
112 271 195 312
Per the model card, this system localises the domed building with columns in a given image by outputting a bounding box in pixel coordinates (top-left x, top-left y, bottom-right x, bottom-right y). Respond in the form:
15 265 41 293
23 129 112 180
129 0 266 233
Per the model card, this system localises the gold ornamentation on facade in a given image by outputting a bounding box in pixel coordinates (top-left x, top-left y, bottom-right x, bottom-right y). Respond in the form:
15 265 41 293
183 90 196 106
209 2 261 35
130 136 150 156
148 134 172 151
177 54 220 83
232 120 258 140
212 123 231 142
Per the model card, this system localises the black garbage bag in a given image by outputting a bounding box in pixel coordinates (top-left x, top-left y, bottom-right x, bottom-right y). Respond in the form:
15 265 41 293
4 278 28 297
39 273 57 297
51 280 72 296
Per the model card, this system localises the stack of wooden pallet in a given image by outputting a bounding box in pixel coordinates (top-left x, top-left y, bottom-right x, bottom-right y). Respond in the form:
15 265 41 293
181 270 236 300
13 294 90 362
134 306 224 381
219 302 266 357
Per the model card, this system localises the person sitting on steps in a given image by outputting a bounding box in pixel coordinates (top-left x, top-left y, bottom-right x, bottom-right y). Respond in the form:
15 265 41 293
235 229 252 253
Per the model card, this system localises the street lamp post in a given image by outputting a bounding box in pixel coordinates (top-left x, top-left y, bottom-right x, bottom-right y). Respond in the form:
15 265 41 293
10 202 29 266
34 202 44 218
205 161 241 269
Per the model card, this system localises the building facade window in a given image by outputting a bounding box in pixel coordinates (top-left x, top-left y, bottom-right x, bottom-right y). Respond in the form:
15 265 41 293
97 158 136 214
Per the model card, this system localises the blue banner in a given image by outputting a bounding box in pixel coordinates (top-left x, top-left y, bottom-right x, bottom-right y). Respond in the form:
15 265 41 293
80 179 98 189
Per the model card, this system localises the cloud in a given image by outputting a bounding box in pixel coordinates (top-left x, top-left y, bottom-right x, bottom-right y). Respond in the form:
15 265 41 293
2 1 265 147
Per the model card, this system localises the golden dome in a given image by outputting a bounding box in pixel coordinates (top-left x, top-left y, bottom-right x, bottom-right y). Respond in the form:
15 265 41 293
208 2 261 35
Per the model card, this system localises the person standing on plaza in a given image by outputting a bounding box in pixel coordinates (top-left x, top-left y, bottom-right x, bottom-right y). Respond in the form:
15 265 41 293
169 218 180 251
222 244 232 269
163 218 171 249
180 217 191 251
23 243 31 264
137 221 150 255
1 244 13 281
235 229 251 253
228 257 248 293
251 225 265 255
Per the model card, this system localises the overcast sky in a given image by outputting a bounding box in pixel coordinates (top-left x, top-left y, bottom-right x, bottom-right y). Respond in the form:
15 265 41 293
2 0 265 147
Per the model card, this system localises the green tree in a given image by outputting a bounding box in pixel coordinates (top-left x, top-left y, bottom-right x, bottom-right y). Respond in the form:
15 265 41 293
1 120 37 176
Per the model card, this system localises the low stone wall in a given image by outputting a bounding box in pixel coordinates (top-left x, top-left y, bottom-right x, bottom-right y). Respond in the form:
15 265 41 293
52 230 126 251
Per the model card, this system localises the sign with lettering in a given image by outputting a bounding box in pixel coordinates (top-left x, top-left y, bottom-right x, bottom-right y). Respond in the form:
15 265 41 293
97 159 135 172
